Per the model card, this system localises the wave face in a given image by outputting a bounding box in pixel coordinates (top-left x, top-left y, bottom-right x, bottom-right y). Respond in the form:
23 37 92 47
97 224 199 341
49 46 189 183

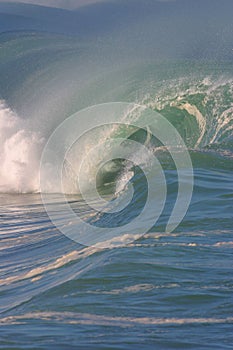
0 71 232 194
0 1 233 349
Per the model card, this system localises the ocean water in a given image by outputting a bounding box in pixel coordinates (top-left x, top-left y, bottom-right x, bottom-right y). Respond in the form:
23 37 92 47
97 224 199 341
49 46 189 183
0 1 233 349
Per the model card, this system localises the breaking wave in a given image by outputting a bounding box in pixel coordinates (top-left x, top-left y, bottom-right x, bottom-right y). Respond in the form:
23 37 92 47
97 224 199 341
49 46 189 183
0 74 232 194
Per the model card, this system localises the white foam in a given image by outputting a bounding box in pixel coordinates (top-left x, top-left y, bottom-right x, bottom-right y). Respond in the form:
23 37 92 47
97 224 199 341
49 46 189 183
93 233 142 248
172 102 206 147
143 76 233 149
87 283 180 295
0 246 98 286
0 312 232 326
214 241 233 247
0 100 44 193
209 106 233 144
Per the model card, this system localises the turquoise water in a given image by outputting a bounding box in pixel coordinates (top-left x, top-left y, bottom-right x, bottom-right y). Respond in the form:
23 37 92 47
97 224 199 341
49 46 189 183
0 1 233 349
